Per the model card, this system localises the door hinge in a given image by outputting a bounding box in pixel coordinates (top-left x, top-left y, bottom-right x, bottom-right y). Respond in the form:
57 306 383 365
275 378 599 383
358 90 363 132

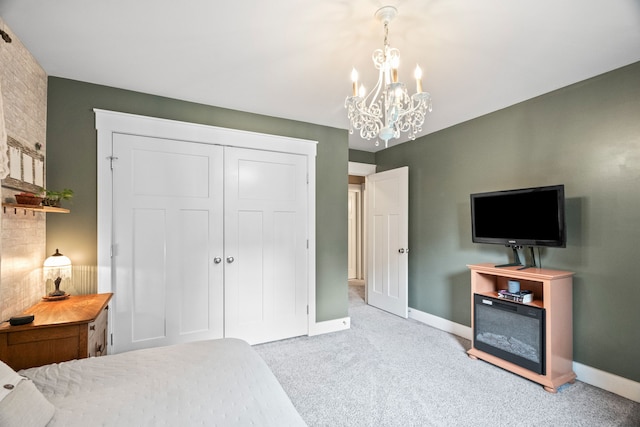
110 333 113 346
307 305 309 315
307 239 309 249
108 156 119 170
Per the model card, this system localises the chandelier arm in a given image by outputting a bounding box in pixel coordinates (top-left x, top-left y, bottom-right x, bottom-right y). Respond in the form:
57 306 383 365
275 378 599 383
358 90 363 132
363 68 385 110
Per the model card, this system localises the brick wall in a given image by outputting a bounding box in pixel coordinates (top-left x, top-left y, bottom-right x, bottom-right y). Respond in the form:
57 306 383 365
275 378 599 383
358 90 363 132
0 19 47 148
0 209 46 320
0 18 48 319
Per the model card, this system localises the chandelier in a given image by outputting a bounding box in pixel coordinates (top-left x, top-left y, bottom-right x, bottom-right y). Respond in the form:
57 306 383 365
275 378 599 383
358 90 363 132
345 6 432 148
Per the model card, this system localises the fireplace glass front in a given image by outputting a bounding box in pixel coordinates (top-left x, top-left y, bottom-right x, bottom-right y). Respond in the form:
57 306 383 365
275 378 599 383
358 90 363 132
473 294 545 374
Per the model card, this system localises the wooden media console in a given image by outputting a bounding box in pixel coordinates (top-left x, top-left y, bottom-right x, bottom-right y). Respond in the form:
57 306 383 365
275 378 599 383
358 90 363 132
467 263 576 393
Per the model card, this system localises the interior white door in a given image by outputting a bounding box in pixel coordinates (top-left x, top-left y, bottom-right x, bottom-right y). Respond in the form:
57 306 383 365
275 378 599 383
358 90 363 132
112 134 224 353
366 166 409 318
224 147 309 344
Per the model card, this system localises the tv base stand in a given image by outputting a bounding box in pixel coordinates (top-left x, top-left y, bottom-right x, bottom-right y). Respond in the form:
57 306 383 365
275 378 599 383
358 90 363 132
467 263 576 393
495 246 538 271
494 245 523 268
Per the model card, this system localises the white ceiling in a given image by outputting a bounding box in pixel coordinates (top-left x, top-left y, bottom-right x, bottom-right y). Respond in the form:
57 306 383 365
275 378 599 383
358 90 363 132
1 0 639 152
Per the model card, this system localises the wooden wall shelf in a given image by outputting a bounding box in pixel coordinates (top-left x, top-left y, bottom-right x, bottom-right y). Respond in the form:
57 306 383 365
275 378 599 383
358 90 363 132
2 203 70 214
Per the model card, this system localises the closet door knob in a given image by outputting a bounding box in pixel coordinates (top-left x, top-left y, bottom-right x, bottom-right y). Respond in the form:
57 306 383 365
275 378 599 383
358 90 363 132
213 257 222 264
226 256 235 264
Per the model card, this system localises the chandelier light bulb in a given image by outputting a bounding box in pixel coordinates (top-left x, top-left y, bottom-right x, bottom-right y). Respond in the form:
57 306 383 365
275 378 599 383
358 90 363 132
414 65 423 93
351 68 359 96
391 56 400 83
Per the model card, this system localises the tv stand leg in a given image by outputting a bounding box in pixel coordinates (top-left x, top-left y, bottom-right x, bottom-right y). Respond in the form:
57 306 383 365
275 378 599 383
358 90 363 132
495 246 523 268
543 385 558 394
516 247 538 270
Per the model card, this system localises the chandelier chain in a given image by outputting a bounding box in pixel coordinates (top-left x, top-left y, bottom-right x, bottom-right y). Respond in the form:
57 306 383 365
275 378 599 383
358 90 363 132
383 21 389 49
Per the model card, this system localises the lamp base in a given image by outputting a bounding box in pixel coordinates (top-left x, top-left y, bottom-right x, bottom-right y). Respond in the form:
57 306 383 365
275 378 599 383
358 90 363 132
47 277 67 298
43 293 69 301
48 289 67 297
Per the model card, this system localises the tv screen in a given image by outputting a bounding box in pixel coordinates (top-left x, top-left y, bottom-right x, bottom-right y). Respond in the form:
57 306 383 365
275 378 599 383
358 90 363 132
470 185 566 248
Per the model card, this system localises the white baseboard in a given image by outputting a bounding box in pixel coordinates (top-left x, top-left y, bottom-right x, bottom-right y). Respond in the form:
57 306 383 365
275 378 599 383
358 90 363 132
573 362 640 403
309 316 351 336
408 307 472 340
408 306 640 403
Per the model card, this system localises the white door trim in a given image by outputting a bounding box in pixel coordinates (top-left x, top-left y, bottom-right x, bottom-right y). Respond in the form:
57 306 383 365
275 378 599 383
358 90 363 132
348 161 376 176
94 109 317 351
348 184 363 279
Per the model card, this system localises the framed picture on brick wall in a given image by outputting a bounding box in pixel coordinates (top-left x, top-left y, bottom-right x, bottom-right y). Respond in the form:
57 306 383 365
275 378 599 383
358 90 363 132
1 136 44 193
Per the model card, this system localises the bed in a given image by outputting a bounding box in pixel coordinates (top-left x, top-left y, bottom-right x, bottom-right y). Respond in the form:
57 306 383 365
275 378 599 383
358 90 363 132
0 338 306 427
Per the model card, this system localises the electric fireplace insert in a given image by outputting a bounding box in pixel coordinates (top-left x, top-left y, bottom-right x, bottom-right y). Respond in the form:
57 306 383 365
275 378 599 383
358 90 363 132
473 294 546 375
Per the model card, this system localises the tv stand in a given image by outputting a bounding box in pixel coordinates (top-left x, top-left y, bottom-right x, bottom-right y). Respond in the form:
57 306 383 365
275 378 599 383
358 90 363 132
495 246 539 270
495 245 522 268
467 263 576 393
516 246 538 270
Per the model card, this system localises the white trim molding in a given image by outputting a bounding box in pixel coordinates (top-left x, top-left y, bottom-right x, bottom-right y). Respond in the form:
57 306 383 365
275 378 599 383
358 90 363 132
309 316 351 336
408 307 472 340
408 306 640 403
348 161 376 176
573 362 640 403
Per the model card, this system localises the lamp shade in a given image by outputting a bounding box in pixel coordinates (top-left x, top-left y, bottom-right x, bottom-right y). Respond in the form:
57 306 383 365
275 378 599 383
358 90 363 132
43 248 72 282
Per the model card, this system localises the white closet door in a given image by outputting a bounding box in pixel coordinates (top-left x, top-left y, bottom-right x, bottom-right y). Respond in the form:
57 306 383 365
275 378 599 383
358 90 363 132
224 147 309 344
112 134 224 353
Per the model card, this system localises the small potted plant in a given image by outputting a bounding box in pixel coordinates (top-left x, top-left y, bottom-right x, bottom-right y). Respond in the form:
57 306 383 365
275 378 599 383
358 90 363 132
41 188 74 207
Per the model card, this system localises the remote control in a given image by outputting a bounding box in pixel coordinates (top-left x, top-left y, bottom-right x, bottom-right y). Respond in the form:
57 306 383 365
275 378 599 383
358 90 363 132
9 314 34 326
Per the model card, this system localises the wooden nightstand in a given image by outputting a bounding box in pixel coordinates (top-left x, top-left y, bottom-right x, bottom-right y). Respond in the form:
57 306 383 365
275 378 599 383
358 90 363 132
0 293 113 371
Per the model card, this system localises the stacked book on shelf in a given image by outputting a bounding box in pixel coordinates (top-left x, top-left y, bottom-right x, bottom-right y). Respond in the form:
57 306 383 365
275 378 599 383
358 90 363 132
497 289 533 303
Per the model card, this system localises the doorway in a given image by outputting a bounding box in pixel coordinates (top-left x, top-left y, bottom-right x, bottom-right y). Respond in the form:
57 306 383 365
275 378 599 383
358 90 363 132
347 162 409 318
347 162 376 302
348 176 364 281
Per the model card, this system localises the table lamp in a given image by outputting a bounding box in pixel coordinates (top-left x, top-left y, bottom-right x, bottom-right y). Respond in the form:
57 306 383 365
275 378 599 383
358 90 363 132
44 248 72 297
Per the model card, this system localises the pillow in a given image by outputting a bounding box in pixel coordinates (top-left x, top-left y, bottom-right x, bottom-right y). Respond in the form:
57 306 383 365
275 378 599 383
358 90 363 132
0 360 55 427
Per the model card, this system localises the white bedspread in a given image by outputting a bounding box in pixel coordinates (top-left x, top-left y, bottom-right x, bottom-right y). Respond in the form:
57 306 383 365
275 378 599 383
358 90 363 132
20 338 306 426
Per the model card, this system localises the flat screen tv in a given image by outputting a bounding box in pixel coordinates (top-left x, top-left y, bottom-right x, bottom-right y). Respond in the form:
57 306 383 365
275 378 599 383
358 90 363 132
470 184 566 248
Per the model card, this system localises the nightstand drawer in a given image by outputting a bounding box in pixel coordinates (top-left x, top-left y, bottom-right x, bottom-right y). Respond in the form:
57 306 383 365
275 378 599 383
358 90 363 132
88 305 108 357
7 324 79 345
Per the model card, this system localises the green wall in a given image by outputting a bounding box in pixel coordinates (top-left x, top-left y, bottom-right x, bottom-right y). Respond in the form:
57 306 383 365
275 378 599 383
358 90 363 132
45 77 348 322
376 62 640 382
348 149 376 164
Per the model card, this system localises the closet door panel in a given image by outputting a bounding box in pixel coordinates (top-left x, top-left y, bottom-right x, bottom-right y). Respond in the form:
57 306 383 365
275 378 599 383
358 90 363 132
224 147 308 344
112 134 224 353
